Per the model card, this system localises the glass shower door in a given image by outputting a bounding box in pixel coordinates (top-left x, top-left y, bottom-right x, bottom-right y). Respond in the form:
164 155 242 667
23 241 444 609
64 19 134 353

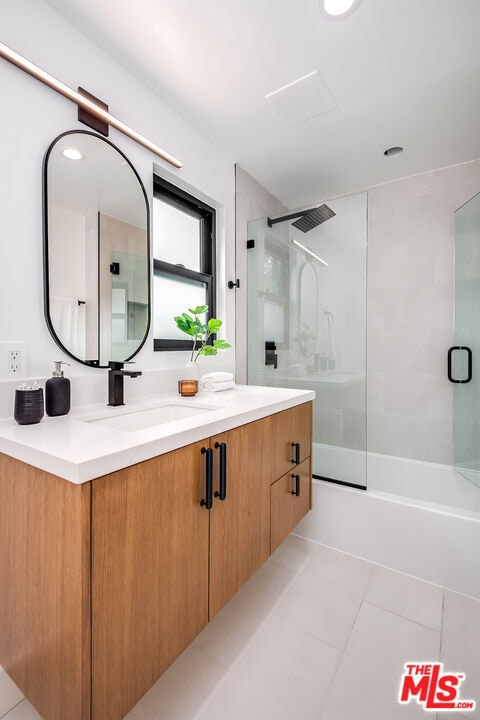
247 192 367 488
453 191 480 486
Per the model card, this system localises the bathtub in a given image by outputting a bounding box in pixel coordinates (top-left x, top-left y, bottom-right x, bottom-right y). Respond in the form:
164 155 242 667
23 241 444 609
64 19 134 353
295 451 480 600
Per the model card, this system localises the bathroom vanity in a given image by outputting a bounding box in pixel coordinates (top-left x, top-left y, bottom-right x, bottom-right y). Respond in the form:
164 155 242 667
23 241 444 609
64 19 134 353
0 387 313 720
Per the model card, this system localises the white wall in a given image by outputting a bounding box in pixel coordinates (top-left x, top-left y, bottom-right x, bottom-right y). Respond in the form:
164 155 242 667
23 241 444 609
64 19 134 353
0 0 235 412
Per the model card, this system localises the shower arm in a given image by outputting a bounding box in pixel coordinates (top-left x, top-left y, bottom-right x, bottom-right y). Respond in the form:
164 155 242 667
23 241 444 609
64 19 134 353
267 211 309 227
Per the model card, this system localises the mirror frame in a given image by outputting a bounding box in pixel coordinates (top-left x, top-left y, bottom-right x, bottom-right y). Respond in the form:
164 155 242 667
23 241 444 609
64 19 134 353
42 130 151 368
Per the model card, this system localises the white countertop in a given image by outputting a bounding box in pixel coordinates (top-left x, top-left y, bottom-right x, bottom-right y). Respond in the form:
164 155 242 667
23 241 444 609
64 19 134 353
0 385 314 484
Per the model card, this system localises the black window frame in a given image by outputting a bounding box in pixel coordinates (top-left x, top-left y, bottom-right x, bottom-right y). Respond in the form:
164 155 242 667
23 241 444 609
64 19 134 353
152 176 216 352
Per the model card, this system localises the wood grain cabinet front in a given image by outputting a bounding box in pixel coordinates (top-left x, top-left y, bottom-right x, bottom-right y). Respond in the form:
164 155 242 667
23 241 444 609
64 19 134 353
271 457 312 553
272 401 312 480
209 415 273 618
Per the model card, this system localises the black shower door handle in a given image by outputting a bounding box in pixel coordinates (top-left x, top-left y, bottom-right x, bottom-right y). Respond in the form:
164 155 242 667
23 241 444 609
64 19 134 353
447 346 472 383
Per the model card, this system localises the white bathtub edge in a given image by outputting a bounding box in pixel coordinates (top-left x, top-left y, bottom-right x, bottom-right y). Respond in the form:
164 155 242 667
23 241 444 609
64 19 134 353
294 479 480 600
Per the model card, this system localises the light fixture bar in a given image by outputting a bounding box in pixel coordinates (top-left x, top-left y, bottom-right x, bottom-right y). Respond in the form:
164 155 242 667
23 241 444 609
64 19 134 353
293 238 328 266
0 41 182 168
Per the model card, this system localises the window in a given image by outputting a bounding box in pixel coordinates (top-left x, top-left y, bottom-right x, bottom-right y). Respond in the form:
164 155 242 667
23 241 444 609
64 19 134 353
152 176 216 351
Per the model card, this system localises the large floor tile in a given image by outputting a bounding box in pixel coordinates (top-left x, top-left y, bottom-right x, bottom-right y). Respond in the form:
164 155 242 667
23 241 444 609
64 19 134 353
269 533 320 573
270 581 362 652
441 590 480 705
1 699 43 720
0 669 24 717
365 566 444 631
293 545 374 602
288 545 374 650
190 559 295 667
198 616 340 720
319 602 441 720
124 645 223 720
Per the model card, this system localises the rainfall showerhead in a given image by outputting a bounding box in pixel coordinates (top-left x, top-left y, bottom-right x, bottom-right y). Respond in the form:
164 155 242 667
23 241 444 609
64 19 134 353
291 204 335 232
267 203 336 233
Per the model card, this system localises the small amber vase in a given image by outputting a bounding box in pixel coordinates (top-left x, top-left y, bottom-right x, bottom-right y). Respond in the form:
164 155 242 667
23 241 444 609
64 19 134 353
178 379 198 396
178 361 199 396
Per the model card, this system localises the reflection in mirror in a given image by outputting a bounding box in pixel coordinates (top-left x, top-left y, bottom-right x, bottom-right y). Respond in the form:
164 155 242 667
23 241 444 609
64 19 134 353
297 262 318 357
43 130 150 367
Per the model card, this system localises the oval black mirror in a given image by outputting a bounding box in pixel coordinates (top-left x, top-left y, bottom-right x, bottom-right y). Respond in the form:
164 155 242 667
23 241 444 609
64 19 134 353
43 130 150 367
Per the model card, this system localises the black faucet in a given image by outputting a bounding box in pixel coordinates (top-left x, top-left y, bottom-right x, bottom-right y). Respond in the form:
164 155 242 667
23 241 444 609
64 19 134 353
108 361 142 406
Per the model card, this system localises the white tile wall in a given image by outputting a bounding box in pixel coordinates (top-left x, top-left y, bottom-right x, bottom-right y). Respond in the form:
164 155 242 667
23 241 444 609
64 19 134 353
367 159 480 464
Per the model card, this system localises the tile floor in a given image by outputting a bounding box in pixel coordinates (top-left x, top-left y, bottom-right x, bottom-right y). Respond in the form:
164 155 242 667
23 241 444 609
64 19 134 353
1 534 479 720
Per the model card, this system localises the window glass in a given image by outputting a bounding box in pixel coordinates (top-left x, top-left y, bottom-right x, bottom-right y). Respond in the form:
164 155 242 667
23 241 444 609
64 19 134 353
153 198 201 272
153 272 208 340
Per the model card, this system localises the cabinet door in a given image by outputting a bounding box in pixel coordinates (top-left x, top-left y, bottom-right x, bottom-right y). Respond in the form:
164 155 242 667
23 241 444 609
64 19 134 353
271 457 312 553
0 456 91 720
91 441 210 720
209 416 274 618
273 401 313 480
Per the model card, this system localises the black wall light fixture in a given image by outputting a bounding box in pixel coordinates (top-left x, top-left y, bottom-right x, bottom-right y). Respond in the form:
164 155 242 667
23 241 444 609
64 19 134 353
0 41 182 168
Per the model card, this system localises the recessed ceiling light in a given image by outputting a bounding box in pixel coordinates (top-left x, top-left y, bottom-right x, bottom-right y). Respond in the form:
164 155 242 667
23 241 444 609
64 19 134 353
62 147 85 161
384 146 404 157
321 0 360 18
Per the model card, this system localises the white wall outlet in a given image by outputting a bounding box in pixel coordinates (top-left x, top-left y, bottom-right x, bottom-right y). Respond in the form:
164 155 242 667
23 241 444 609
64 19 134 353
0 342 28 380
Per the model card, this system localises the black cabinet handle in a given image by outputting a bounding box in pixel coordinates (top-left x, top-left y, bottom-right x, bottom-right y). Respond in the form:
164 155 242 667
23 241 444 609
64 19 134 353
291 474 300 497
447 346 472 383
291 442 300 465
214 442 227 501
200 447 213 510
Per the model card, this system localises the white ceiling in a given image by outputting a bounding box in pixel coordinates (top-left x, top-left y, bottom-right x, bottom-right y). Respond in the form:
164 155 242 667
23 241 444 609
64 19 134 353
45 0 480 208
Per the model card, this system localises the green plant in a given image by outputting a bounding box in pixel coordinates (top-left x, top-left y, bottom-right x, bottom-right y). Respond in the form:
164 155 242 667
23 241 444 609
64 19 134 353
174 305 231 362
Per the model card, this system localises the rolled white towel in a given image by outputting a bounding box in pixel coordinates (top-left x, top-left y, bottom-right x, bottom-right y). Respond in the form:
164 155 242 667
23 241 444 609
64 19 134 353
201 380 235 392
200 371 234 383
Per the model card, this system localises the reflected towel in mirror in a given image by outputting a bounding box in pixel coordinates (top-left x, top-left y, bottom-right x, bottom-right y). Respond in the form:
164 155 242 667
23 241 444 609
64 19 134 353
50 296 85 358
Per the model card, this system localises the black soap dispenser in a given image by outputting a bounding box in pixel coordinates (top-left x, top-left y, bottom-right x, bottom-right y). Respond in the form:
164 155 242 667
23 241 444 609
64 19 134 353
45 361 71 417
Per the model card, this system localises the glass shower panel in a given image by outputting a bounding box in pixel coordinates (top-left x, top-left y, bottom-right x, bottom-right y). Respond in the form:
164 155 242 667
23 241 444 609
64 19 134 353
247 192 367 488
453 191 480 486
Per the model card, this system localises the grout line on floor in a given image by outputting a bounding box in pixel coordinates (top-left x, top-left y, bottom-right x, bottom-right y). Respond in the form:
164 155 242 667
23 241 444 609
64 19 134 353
0 697 26 720
292 533 480 604
439 592 446 659
315 561 376 719
364 599 443 634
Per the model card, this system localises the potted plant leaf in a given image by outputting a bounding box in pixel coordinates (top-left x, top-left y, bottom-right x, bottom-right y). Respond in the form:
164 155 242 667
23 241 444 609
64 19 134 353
174 305 231 395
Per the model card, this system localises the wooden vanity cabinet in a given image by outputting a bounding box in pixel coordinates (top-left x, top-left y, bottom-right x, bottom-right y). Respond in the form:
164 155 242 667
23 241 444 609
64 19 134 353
0 401 312 720
272 401 312 479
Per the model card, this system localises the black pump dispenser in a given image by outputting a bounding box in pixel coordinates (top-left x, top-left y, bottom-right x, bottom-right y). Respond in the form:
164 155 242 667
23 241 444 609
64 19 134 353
45 361 71 417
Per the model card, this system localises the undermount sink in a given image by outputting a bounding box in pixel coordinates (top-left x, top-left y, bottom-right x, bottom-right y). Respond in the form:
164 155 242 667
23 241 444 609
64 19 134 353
82 402 217 432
